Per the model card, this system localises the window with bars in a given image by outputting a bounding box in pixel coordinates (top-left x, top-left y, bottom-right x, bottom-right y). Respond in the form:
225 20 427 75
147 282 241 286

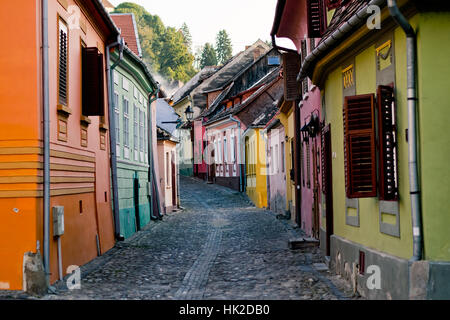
123 98 129 147
377 85 398 200
58 19 68 106
306 140 311 188
343 94 377 198
114 92 120 145
307 0 326 38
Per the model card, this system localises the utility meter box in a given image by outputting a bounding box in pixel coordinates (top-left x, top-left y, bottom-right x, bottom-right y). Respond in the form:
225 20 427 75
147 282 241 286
52 206 65 236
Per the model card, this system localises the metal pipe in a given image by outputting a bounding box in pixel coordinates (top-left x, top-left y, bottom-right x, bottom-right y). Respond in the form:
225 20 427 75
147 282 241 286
387 0 422 261
57 236 62 281
106 36 125 241
42 0 51 290
229 115 243 192
148 87 160 219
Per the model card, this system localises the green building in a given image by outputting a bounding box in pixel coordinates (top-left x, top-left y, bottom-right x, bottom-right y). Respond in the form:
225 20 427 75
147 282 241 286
110 13 158 239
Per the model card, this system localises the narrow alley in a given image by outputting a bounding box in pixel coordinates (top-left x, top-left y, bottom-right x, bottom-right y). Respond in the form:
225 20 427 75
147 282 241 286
7 177 352 300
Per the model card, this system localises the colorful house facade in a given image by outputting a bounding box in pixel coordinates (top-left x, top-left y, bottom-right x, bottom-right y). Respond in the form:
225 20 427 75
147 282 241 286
110 13 158 239
0 0 119 291
278 0 450 299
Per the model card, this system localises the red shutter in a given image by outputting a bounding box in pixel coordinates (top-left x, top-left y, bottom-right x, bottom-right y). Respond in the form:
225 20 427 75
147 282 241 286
326 0 341 10
307 0 326 38
343 94 377 198
82 47 105 116
58 29 68 106
377 85 398 200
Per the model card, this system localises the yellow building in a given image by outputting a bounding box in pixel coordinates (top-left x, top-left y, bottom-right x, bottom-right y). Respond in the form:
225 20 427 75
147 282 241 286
244 128 267 208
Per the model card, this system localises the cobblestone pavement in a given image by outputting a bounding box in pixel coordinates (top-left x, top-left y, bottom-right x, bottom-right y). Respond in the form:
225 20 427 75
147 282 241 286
0 176 357 300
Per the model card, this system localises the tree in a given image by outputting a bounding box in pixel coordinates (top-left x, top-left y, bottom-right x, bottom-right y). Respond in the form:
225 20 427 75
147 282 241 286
200 43 218 68
113 3 196 82
180 22 192 52
215 30 233 65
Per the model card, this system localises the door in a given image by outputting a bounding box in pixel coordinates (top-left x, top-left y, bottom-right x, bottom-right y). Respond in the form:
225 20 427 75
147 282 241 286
322 124 333 256
133 172 141 231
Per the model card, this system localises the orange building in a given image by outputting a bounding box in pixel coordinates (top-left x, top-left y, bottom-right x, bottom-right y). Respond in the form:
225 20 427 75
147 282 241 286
0 0 120 291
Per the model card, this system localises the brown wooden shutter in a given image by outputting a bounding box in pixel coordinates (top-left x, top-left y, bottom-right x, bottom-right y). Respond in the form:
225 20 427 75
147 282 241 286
377 85 398 200
301 40 308 95
307 0 325 38
282 52 301 101
343 94 377 198
82 47 105 116
58 28 68 106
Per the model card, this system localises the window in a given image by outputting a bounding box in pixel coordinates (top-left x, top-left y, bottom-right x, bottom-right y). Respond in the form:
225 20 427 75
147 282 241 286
301 40 309 95
123 77 129 91
82 47 105 116
306 140 311 188
275 144 279 173
114 70 119 84
231 134 236 163
224 137 228 165
377 85 398 200
58 18 68 106
281 141 285 173
144 112 148 157
166 152 170 186
139 110 144 152
307 0 326 38
270 146 274 175
123 98 129 148
134 105 138 152
134 86 138 99
343 94 377 198
114 92 120 145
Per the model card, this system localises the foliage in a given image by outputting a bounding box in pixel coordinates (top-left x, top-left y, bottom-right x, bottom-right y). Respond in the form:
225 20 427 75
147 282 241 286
180 22 192 52
215 30 233 65
200 43 218 69
114 2 196 83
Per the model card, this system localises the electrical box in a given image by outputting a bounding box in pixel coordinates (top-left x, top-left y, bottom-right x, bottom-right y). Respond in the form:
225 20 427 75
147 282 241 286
52 206 65 237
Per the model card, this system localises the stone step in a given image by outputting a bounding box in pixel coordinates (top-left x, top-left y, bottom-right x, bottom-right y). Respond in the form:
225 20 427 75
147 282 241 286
288 237 319 250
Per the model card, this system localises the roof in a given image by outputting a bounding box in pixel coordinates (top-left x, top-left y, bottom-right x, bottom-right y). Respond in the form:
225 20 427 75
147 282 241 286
170 66 219 105
86 0 120 40
204 67 282 126
252 101 280 128
157 126 179 143
110 13 142 57
156 99 180 135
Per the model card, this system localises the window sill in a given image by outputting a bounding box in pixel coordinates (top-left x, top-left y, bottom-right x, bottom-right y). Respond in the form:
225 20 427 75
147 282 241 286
57 104 72 116
80 115 91 126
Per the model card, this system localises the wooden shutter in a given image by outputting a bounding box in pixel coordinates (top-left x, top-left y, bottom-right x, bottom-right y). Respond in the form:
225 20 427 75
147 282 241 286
282 52 301 101
377 85 398 200
307 0 325 38
301 40 309 95
82 47 105 116
58 23 68 106
343 94 377 198
326 0 341 10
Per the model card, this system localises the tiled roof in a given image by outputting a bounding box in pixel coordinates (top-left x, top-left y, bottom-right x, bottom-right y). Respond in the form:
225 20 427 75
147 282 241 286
170 66 219 105
110 13 142 57
156 99 180 135
318 0 370 46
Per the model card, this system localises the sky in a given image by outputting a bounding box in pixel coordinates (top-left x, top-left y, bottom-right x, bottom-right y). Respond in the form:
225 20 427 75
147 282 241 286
108 0 280 55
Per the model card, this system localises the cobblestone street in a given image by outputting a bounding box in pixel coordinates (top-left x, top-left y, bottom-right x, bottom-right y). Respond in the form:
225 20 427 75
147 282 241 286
1 176 355 300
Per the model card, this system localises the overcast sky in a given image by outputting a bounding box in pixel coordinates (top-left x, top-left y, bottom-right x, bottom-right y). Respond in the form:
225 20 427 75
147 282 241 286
109 0 280 55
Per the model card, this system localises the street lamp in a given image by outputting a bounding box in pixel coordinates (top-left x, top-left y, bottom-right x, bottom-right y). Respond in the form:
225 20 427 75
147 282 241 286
185 105 194 122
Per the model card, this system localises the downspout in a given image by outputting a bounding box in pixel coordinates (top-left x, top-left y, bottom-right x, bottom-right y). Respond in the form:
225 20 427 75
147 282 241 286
106 36 125 241
42 0 51 290
229 115 244 192
387 0 422 261
148 86 160 219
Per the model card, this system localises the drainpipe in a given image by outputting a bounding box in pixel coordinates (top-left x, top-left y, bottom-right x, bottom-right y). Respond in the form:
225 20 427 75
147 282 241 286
106 36 125 241
388 0 422 261
229 115 244 192
42 0 51 291
148 86 160 219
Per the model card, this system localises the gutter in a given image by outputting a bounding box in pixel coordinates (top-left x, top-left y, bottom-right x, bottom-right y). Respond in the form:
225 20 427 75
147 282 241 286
42 0 51 291
387 0 422 261
270 0 299 54
148 86 161 219
106 36 125 241
229 115 244 192
297 0 386 82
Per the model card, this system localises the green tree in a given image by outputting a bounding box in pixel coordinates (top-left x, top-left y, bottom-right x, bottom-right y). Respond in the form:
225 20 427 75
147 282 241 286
180 22 192 52
215 30 233 65
113 3 196 82
200 43 218 68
